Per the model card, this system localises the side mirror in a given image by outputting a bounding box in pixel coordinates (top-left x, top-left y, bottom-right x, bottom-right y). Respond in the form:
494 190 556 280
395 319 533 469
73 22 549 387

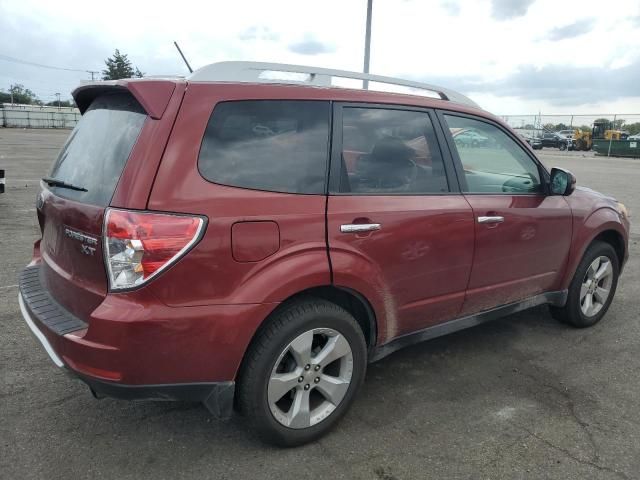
550 167 576 196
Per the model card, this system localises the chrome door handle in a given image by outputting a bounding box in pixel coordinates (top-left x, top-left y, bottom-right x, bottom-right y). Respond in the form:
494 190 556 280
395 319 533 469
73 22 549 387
477 216 504 224
340 223 381 233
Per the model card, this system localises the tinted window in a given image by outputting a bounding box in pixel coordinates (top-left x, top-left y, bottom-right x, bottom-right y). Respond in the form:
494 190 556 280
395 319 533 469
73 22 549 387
49 92 146 206
445 115 542 194
198 101 330 194
338 108 448 194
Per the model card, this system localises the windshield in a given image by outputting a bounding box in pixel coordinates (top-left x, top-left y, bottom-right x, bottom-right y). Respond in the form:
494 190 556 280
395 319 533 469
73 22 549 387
48 92 146 206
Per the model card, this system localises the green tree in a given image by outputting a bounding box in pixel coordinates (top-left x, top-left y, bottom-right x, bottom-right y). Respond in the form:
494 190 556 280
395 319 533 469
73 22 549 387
45 99 75 108
0 84 41 105
624 122 640 135
102 49 144 80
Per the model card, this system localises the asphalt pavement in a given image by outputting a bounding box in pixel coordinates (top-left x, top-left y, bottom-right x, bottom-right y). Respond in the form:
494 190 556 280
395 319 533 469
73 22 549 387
1 129 639 479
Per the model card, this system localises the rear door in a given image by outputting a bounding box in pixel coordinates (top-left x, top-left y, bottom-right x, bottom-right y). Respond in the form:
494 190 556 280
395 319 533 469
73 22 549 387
326 104 475 341
37 91 148 319
439 112 572 314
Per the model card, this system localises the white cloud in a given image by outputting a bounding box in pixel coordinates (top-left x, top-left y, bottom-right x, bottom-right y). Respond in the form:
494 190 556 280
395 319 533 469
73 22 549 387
1 0 639 113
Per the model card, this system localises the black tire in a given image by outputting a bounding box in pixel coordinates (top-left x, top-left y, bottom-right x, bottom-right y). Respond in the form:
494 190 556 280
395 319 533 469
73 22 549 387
559 142 567 151
236 297 367 447
550 241 619 328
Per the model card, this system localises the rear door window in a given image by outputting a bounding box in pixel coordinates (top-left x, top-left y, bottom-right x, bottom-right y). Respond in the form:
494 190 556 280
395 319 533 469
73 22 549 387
198 100 330 194
337 107 449 194
48 92 146 206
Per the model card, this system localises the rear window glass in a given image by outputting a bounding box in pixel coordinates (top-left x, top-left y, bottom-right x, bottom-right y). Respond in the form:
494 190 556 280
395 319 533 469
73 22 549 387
198 101 330 194
48 92 146 206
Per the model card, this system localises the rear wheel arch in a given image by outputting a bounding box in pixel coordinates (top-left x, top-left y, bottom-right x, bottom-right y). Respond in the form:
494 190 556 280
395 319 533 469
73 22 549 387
235 286 378 384
258 286 377 350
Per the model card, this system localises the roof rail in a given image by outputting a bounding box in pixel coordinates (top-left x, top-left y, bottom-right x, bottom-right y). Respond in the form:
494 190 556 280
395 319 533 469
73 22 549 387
188 61 479 109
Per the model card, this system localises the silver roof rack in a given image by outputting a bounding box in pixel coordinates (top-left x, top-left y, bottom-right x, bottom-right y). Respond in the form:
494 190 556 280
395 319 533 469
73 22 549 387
189 61 479 109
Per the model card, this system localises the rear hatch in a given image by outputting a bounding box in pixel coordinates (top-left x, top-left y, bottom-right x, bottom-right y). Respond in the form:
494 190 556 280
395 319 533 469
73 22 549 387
37 91 148 320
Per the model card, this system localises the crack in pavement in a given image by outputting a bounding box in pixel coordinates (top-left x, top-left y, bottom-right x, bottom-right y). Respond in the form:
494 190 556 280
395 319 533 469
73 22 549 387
511 422 631 480
521 372 601 463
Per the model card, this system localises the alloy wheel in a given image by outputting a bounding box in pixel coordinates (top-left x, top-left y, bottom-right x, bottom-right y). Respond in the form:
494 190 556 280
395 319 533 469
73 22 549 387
267 328 354 429
580 256 613 317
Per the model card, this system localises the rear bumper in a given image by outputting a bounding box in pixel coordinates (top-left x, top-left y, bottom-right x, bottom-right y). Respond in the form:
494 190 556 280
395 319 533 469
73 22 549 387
78 374 235 418
19 264 274 417
19 289 235 417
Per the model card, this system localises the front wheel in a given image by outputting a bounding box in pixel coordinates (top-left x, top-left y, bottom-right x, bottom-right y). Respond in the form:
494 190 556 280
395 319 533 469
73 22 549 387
236 298 367 446
550 241 619 328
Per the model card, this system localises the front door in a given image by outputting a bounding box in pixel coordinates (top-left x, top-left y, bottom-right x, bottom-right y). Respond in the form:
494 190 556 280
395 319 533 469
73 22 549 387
440 112 573 315
326 104 475 341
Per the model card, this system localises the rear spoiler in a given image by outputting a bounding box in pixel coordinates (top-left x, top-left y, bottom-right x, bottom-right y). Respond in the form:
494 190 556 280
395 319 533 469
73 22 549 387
72 79 179 119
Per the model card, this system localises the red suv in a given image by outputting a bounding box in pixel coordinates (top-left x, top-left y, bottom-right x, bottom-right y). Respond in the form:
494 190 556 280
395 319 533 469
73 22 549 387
20 62 630 446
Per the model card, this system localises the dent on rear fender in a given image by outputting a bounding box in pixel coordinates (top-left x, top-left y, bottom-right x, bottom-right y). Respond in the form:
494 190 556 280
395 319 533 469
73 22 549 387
231 245 331 304
329 247 393 344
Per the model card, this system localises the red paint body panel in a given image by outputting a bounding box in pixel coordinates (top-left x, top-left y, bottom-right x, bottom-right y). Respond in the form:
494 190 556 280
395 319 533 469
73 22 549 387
38 82 187 321
23 276 274 384
146 83 330 306
110 82 186 209
461 194 573 314
232 221 280 262
38 188 107 320
327 195 475 342
25 79 630 393
560 188 630 289
73 79 179 119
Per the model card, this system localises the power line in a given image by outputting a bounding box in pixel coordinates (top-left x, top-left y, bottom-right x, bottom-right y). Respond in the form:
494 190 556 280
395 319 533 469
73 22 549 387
0 53 100 77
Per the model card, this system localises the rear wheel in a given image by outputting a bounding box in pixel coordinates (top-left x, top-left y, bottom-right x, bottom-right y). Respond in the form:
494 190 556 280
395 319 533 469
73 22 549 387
550 241 619 328
559 142 567 151
237 298 367 446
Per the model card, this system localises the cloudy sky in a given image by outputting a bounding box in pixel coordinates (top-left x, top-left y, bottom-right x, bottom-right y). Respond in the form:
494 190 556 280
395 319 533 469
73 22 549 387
1 0 639 114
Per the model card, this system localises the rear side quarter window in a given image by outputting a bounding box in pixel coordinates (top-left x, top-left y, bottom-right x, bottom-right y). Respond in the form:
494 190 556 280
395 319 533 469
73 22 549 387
198 100 330 194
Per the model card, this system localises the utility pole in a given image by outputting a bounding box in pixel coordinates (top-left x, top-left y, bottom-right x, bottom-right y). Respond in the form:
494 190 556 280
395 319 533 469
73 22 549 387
362 0 373 89
10 84 13 105
55 93 61 109
87 70 99 81
607 114 616 157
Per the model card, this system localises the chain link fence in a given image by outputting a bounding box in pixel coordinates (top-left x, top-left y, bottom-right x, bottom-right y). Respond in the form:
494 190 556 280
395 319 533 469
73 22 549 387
500 114 640 138
2 107 640 136
1 104 80 129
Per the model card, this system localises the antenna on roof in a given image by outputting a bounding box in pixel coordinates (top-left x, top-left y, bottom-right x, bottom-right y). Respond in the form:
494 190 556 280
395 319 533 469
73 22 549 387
173 41 193 74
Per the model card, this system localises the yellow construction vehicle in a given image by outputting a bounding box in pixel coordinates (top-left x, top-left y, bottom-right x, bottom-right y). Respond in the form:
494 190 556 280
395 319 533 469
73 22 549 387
573 120 628 151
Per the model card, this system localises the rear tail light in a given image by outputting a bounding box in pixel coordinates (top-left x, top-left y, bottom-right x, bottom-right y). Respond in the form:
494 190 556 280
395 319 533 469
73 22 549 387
104 209 205 290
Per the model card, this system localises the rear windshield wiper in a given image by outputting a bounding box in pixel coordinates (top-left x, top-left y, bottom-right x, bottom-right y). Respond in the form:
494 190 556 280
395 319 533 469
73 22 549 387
42 177 88 192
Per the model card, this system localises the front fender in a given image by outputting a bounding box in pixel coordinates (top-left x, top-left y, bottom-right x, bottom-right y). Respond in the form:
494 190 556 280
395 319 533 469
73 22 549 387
559 207 626 290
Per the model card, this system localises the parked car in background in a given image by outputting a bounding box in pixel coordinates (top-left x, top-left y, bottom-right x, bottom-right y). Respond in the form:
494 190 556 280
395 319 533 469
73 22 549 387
541 132 570 150
19 62 630 447
558 129 575 139
520 134 543 150
453 129 490 147
628 134 640 141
